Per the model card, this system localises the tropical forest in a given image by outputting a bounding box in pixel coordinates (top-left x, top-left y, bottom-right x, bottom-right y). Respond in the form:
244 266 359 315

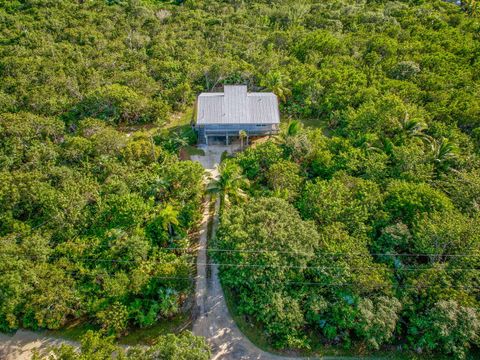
0 0 479 359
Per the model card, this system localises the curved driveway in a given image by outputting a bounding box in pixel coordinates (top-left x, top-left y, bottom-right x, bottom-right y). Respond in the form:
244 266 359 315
190 146 355 360
0 145 361 360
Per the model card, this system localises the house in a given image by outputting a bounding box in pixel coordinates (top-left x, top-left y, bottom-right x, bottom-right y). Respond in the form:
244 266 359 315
193 85 280 145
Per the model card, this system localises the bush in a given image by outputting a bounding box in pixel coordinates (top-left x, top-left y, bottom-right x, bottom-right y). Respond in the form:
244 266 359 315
44 330 211 360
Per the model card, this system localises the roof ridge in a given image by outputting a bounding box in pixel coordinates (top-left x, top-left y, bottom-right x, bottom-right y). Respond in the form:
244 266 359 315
196 87 279 125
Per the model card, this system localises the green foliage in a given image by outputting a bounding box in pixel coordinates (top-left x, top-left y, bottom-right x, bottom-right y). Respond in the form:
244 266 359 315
236 141 283 180
1 0 480 357
384 180 454 225
260 71 291 102
96 302 129 336
43 331 120 360
135 331 211 360
413 211 479 260
410 300 480 359
354 296 402 350
207 160 249 207
215 197 320 347
298 174 382 235
0 0 479 138
266 160 302 201
220 125 479 356
438 170 480 215
72 84 169 125
0 113 204 334
42 330 210 360
390 61 421 81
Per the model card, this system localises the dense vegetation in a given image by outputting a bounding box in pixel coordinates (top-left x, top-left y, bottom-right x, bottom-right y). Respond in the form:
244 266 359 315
2 0 478 135
0 113 204 334
216 127 480 357
202 0 478 358
0 0 212 337
35 330 210 360
1 0 479 358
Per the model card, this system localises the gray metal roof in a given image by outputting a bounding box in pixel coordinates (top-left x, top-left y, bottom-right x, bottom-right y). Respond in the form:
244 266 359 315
196 85 280 125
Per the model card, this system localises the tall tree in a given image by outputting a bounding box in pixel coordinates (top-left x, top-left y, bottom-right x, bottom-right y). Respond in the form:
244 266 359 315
207 161 249 207
260 71 291 103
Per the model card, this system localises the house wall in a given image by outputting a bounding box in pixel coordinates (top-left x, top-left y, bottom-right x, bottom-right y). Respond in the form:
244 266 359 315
195 123 279 144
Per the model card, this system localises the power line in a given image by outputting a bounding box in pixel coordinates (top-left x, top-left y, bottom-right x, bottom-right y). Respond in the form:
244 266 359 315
204 248 480 258
2 241 479 258
3 219 478 258
1 262 479 290
0 211 80 244
256 283 480 290
112 246 479 258
201 262 479 271
2 208 478 291
0 265 479 290
1 253 479 272
1 258 478 289
0 263 195 280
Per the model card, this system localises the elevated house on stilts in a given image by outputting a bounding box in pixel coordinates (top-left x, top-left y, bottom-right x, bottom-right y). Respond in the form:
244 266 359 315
193 85 280 145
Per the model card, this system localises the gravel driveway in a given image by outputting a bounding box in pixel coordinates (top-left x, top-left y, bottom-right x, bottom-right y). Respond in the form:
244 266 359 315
0 330 78 360
190 146 354 360
0 145 361 360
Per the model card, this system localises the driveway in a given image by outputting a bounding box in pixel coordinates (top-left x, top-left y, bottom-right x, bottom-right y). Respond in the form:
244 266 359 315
0 144 358 360
191 146 354 360
0 330 78 360
190 144 241 171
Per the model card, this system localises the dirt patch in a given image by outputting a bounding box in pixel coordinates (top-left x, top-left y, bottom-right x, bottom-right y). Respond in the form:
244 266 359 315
0 330 79 360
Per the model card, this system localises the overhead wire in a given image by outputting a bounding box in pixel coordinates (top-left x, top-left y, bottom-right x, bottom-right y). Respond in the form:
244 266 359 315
1 252 480 271
1 263 479 290
2 241 479 259
2 209 479 290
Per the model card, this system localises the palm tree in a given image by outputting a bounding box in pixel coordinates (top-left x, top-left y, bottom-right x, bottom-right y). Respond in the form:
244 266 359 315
430 137 457 172
359 134 384 154
286 120 302 137
398 111 429 144
273 120 309 162
260 71 291 103
275 120 302 143
207 161 249 207
239 129 247 150
173 132 189 148
158 204 179 238
158 288 179 318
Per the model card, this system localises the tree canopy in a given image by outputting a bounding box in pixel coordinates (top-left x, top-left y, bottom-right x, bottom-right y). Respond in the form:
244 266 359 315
0 113 204 335
217 126 480 357
1 0 479 358
35 330 210 360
